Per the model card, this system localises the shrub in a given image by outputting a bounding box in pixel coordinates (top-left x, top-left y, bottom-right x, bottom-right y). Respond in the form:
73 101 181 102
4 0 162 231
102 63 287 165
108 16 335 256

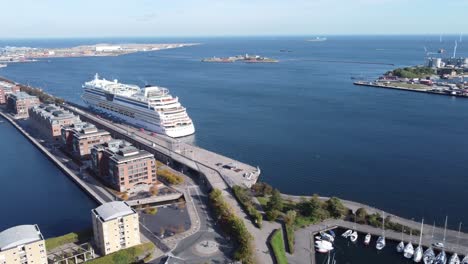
144 207 158 215
209 189 255 264
157 169 184 185
325 197 347 219
233 185 263 228
266 209 280 221
251 182 273 196
285 224 295 254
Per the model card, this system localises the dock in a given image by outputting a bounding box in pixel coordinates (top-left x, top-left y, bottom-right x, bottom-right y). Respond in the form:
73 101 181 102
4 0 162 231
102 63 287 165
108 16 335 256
353 81 468 98
284 193 468 264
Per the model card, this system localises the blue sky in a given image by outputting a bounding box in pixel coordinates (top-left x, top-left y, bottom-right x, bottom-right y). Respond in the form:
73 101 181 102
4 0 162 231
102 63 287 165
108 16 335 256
1 0 467 38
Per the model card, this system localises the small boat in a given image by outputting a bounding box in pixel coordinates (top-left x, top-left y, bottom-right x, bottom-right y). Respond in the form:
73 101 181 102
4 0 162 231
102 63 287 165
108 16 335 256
449 223 463 264
403 242 415 259
376 212 386 250
424 248 436 264
397 226 405 253
376 236 386 250
424 222 437 264
342 229 352 238
329 230 336 238
364 234 371 245
449 254 460 264
349 231 358 242
315 240 333 253
435 251 447 264
320 231 335 242
396 241 405 253
461 255 468 264
434 216 449 264
414 219 425 262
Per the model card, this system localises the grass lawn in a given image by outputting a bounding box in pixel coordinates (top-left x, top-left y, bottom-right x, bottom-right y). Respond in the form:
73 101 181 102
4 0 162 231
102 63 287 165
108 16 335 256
45 230 93 251
270 229 288 264
86 242 155 264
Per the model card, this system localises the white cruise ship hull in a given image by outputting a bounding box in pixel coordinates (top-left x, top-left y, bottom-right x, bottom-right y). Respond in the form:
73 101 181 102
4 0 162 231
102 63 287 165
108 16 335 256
82 91 195 138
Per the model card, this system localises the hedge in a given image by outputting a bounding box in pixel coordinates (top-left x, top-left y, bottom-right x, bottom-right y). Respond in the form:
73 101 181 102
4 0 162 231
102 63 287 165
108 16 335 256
269 229 288 264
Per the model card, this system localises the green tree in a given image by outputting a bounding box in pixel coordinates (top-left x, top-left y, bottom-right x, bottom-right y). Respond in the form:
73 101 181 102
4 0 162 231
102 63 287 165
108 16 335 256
355 208 368 224
267 189 283 212
266 209 280 221
325 197 347 219
284 210 297 226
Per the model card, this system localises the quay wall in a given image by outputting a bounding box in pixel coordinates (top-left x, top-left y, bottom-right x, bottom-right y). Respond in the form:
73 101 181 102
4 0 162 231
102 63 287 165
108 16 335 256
0 110 106 204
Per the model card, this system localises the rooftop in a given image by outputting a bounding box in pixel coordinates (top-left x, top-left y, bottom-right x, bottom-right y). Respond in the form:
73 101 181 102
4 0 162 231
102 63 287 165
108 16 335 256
32 104 80 124
9 91 37 100
95 139 154 163
0 225 43 251
93 201 135 222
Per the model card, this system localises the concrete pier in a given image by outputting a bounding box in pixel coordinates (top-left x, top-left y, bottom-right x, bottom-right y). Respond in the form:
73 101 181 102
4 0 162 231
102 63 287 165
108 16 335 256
63 103 261 190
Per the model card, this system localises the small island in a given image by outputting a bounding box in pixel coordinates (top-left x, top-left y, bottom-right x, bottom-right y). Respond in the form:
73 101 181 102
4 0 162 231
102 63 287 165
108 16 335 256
202 53 278 63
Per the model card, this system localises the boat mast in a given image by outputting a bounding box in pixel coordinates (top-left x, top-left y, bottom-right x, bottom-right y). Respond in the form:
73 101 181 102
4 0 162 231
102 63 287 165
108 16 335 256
443 216 448 244
418 218 424 247
382 211 385 237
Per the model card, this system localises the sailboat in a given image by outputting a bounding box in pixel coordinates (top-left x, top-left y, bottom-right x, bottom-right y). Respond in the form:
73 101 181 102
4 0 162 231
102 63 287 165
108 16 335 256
461 255 468 264
434 217 449 264
424 222 437 264
414 219 425 262
376 212 386 250
397 226 405 253
349 214 358 242
364 233 371 245
403 227 415 259
448 223 462 264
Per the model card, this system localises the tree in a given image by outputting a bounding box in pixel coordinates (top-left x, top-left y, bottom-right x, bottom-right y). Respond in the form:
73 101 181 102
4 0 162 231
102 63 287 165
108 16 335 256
266 209 280 221
355 208 368 223
150 184 159 196
121 193 129 201
267 189 283 212
284 210 297 226
325 197 347 219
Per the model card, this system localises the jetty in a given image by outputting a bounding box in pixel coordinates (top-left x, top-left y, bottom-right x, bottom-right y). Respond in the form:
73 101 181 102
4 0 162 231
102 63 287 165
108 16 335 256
354 80 468 98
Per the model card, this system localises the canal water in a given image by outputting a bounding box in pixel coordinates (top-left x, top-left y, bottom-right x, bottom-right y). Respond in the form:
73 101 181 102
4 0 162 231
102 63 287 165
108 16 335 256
0 117 96 237
1 35 468 237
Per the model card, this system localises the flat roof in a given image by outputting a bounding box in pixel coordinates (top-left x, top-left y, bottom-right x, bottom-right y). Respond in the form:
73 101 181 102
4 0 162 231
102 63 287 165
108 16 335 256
94 201 135 222
9 91 37 100
0 225 43 251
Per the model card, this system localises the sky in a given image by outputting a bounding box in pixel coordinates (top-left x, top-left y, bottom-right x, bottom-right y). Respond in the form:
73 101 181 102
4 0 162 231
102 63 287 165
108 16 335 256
1 0 467 38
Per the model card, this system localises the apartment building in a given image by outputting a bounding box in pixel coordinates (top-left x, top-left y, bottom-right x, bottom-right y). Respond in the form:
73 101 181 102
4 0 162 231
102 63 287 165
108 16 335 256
6 92 40 119
0 225 47 264
29 104 81 141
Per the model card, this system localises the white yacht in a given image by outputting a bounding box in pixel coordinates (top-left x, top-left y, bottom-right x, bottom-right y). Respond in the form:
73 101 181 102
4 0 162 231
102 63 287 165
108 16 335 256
364 234 371 245
449 254 460 264
82 74 195 138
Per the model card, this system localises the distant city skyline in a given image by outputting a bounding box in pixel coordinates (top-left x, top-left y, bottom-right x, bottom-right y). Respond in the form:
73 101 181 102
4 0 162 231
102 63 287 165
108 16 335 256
1 0 467 38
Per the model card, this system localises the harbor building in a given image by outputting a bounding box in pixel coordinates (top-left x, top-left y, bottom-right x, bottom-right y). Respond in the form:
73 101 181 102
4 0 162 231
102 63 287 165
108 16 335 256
0 81 20 104
6 92 40 119
61 122 112 159
91 201 140 255
0 224 47 264
91 139 157 192
29 104 81 141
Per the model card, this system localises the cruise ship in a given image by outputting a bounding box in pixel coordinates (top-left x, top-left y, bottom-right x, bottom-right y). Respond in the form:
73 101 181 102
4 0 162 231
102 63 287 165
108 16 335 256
81 74 195 138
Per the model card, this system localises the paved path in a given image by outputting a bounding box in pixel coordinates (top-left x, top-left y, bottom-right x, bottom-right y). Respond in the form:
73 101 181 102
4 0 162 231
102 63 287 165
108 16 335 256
64 104 278 263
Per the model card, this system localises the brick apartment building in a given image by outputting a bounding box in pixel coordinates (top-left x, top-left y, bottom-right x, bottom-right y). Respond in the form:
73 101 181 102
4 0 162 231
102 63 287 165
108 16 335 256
29 104 81 141
91 139 157 192
6 92 40 119
0 81 20 104
61 122 112 159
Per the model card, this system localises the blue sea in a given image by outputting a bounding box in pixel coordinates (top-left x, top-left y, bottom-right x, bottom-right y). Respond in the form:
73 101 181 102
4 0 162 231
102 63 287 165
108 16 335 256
1 36 468 243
